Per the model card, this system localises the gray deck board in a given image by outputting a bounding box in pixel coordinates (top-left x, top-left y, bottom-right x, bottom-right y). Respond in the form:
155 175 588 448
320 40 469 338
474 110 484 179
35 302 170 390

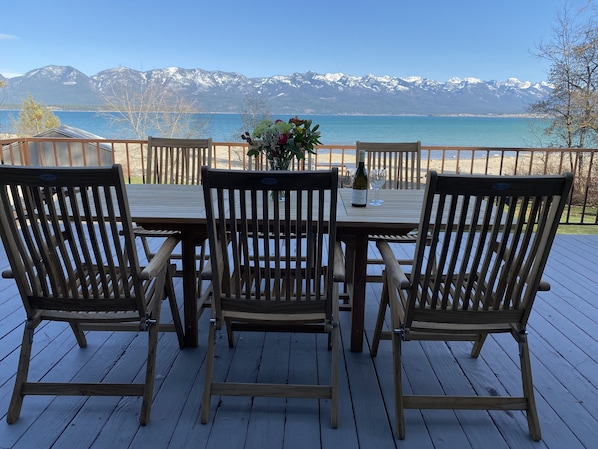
0 234 597 448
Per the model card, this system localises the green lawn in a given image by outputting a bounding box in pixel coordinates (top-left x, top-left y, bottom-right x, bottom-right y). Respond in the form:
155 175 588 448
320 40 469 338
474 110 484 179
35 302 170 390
558 224 598 235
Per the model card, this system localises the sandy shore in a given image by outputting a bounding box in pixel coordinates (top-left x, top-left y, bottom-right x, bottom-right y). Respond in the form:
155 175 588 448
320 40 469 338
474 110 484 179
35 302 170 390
309 148 544 178
424 153 536 176
210 145 540 175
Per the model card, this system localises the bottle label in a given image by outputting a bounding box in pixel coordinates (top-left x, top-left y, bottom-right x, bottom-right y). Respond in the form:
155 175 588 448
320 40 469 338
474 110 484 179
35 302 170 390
351 190 367 206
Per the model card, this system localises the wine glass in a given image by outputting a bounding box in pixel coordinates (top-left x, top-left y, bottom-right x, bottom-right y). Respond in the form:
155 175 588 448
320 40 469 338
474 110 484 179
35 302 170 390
369 168 386 206
342 168 355 188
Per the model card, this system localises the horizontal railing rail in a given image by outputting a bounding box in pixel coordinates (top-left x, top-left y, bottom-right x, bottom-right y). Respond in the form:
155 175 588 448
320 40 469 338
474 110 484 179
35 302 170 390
2 137 597 225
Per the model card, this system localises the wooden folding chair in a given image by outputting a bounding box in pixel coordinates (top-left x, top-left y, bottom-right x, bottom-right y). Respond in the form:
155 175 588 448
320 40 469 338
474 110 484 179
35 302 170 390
338 141 422 312
146 136 212 185
356 141 423 283
0 164 183 425
199 167 344 428
371 170 573 440
139 136 213 314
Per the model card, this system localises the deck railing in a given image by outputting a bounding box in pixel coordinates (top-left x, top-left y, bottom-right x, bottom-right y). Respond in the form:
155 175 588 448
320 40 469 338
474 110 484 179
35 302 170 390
2 137 597 225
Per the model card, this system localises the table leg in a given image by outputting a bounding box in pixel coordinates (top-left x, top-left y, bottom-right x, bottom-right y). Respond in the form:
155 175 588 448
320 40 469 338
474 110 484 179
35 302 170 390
181 233 198 347
350 232 368 352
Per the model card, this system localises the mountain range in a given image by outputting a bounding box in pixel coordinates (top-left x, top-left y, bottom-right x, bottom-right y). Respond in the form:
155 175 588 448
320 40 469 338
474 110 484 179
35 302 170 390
0 65 551 116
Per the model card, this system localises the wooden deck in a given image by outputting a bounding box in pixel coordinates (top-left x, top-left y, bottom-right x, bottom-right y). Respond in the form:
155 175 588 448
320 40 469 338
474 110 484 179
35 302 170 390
1 234 597 449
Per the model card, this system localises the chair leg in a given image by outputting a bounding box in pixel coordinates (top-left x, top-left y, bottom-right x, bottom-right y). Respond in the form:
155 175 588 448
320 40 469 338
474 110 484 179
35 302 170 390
341 243 354 309
392 329 405 439
330 321 339 429
518 333 541 441
69 322 88 348
139 297 162 426
165 264 185 349
7 323 35 424
225 319 235 348
200 318 217 424
470 333 488 358
371 270 390 357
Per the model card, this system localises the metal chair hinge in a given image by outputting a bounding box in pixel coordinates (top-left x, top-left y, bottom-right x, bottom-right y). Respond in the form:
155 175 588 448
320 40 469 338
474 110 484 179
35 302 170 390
394 328 406 340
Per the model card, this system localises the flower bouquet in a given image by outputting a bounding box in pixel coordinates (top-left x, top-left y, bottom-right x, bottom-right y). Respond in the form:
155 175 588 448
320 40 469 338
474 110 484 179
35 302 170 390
241 116 321 170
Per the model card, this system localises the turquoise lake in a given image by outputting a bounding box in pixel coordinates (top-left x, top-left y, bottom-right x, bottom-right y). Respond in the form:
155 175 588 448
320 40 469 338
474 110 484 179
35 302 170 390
0 111 553 148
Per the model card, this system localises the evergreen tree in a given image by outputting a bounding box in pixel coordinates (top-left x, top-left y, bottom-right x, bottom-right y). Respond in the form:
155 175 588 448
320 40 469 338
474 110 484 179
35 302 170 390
12 94 61 136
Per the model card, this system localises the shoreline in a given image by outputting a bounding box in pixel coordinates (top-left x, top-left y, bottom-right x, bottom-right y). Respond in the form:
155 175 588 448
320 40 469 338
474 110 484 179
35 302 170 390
0 107 547 119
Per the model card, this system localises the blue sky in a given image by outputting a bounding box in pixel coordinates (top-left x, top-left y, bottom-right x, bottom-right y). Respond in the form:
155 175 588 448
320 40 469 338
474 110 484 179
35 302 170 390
0 0 591 82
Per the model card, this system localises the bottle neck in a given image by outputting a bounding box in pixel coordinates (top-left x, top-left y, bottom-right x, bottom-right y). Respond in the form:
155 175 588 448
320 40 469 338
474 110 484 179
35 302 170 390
357 150 365 165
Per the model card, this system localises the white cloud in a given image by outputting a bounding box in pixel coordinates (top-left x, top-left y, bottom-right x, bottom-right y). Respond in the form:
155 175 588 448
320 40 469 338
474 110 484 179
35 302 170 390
0 34 18 40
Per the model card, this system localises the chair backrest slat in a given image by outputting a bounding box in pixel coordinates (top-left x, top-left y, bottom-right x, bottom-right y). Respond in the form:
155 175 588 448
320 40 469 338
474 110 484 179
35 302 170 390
146 137 212 185
406 171 573 330
0 165 144 315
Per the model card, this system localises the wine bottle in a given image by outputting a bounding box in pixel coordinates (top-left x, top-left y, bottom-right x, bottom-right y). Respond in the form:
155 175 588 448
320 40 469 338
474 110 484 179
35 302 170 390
351 150 368 207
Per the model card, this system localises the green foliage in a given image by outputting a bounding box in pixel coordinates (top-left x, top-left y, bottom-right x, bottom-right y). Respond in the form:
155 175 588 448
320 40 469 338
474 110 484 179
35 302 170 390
242 116 322 168
12 94 60 136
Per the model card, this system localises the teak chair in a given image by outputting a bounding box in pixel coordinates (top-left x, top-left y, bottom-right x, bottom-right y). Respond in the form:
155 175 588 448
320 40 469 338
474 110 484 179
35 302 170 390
199 167 344 428
371 170 573 440
357 141 422 191
146 136 213 185
0 164 183 425
351 141 423 287
141 136 213 305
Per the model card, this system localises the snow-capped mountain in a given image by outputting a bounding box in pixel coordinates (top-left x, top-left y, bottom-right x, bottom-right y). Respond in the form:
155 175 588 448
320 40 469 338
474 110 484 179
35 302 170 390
0 65 551 115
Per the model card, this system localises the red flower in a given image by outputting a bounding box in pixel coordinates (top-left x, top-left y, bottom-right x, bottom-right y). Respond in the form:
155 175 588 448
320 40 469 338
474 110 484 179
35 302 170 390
277 133 288 145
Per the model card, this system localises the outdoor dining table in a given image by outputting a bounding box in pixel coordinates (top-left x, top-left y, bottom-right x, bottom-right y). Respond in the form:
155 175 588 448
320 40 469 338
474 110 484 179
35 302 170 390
125 184 425 351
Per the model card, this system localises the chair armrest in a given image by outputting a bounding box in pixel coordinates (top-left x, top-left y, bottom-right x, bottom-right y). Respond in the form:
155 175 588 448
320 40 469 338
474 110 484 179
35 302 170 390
333 242 345 283
139 235 181 280
2 269 14 279
375 240 410 289
538 280 550 291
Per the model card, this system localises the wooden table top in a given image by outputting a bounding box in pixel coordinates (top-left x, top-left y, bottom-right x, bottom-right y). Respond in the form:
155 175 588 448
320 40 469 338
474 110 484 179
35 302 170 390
125 184 425 232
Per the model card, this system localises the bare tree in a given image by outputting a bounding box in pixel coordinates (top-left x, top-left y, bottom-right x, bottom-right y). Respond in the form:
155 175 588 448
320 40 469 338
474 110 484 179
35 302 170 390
227 92 273 165
530 1 598 149
238 92 271 139
102 68 205 139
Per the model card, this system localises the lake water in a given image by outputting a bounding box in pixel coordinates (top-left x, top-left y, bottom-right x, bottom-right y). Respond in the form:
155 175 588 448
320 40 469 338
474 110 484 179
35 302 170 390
0 111 553 148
